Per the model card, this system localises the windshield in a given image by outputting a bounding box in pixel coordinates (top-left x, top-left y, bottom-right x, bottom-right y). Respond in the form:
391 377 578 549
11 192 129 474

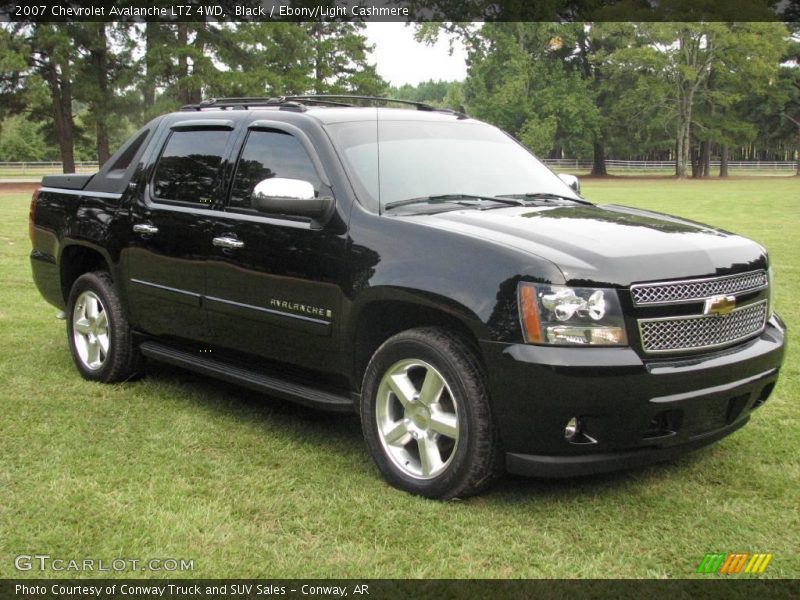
326 118 580 213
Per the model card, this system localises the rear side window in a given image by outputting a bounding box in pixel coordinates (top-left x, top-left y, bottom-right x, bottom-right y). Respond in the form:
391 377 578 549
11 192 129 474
229 130 321 210
152 130 230 205
108 129 149 173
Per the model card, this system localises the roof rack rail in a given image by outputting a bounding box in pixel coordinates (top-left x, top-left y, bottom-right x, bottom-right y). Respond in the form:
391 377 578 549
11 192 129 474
180 97 310 112
181 95 468 118
285 95 434 109
286 95 467 118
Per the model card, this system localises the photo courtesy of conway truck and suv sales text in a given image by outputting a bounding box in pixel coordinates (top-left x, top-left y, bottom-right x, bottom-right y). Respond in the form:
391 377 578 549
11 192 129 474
29 96 786 499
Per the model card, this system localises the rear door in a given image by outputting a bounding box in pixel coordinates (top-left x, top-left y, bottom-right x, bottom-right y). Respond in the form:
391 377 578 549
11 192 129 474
205 121 348 372
125 119 237 342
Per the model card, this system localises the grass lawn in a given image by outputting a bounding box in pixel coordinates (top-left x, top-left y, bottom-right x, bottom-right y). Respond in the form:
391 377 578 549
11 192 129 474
0 178 797 579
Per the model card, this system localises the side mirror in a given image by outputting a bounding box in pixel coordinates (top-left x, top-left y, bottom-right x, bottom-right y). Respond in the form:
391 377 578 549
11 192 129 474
558 173 581 195
251 178 333 222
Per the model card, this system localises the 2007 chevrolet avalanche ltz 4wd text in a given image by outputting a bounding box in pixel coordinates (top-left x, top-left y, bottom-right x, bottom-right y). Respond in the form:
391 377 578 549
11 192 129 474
30 96 786 499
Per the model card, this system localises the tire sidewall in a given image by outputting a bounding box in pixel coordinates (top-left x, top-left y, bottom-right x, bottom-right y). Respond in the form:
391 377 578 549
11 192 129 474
360 332 483 498
66 272 122 382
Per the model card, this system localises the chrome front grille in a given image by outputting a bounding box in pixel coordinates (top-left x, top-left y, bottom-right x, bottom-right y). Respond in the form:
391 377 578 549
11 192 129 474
631 270 767 306
638 301 767 354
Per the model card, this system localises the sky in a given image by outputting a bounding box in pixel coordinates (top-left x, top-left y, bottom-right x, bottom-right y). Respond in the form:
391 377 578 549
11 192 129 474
363 23 468 87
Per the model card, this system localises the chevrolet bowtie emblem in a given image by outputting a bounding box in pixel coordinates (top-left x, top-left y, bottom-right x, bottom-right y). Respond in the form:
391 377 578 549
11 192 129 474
704 295 737 316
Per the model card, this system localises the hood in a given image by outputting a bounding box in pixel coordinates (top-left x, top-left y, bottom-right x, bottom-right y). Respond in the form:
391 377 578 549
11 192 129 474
403 203 766 286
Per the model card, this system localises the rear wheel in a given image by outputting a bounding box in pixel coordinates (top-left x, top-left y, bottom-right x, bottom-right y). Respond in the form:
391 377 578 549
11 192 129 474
66 271 142 382
360 327 502 499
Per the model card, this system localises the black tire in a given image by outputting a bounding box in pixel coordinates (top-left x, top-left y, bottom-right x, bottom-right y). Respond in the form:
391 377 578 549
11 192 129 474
66 271 142 383
360 327 502 499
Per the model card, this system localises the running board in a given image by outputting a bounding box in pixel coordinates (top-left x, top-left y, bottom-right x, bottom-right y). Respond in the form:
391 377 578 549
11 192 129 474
139 341 354 412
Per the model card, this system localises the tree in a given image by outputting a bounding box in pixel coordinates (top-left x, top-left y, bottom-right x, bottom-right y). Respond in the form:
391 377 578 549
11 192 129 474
575 23 639 175
0 115 49 161
389 79 464 110
1 24 100 171
304 23 386 95
70 23 138 165
778 25 800 176
459 23 600 159
29 25 78 172
604 22 787 177
417 22 609 165
136 22 385 106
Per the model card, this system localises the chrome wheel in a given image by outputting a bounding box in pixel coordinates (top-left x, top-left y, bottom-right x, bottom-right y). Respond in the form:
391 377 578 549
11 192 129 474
375 359 460 480
71 290 109 371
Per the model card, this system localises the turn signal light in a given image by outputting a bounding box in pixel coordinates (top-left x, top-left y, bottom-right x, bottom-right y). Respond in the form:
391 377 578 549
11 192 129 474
29 187 40 243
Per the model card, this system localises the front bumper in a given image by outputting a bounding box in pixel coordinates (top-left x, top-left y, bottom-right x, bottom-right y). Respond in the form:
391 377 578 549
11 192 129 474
481 315 786 478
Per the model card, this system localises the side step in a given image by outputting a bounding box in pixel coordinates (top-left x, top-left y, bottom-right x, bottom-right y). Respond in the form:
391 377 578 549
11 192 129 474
139 341 354 413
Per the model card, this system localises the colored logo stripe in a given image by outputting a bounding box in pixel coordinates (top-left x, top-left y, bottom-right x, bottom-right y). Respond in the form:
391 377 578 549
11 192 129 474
696 553 726 574
720 553 748 574
745 553 773 574
696 553 773 574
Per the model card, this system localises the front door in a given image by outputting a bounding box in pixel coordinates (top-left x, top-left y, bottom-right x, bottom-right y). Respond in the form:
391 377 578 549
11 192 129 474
205 124 348 373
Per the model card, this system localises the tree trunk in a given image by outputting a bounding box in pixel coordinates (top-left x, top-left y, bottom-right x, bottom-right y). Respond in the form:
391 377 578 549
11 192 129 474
45 61 75 173
719 144 729 177
591 140 607 176
676 119 690 178
308 23 326 94
177 24 190 105
701 140 710 177
92 23 111 166
143 22 157 107
690 142 701 178
796 130 800 176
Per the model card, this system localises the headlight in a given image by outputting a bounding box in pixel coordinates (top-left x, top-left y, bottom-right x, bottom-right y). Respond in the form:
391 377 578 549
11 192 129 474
518 282 628 346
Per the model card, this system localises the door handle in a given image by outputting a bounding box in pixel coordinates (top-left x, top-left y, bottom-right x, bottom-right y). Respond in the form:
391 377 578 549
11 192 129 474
133 223 159 235
212 236 245 249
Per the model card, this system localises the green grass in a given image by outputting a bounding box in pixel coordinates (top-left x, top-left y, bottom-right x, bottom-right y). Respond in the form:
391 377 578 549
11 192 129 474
0 178 798 579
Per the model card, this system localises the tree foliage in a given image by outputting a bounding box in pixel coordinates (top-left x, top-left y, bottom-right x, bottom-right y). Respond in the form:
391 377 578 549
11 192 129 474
421 20 795 176
461 23 600 159
0 21 386 170
389 79 464 110
0 20 797 177
601 22 786 176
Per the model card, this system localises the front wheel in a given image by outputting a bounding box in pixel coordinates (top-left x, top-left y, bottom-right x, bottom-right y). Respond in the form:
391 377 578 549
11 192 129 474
360 327 502 499
66 271 142 383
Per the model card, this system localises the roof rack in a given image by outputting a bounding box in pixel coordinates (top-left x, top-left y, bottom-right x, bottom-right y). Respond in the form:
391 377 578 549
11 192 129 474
181 95 467 118
286 95 467 118
180 97 310 112
286 95 437 110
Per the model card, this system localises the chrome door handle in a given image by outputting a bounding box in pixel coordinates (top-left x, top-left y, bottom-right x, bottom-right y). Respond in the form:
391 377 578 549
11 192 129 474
133 223 159 235
212 236 244 249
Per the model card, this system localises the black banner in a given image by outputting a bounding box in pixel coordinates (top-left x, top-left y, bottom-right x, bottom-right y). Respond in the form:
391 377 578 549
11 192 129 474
2 579 800 600
1 0 798 23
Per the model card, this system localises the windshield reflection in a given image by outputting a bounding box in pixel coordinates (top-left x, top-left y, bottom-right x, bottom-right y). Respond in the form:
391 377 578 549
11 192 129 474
327 117 580 213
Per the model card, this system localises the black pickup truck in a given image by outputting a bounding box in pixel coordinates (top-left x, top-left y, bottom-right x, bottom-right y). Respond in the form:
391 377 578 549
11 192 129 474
30 96 786 499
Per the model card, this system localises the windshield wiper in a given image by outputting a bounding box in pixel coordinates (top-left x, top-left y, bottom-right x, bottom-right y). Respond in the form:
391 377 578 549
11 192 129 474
497 192 592 205
384 194 523 211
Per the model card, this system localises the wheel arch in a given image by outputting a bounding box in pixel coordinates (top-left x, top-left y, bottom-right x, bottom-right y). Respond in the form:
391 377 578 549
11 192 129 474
58 242 115 304
348 290 488 392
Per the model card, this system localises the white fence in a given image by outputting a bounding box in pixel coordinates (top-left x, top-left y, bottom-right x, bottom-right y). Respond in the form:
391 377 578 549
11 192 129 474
0 161 99 176
0 159 797 177
542 159 798 172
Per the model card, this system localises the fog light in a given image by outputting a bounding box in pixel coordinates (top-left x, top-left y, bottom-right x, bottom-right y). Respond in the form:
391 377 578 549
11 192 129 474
565 417 579 440
564 416 597 445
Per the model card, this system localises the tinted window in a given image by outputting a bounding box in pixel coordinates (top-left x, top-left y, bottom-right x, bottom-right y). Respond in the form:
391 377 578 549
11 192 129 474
108 129 149 173
153 129 230 205
327 119 579 211
229 130 321 209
